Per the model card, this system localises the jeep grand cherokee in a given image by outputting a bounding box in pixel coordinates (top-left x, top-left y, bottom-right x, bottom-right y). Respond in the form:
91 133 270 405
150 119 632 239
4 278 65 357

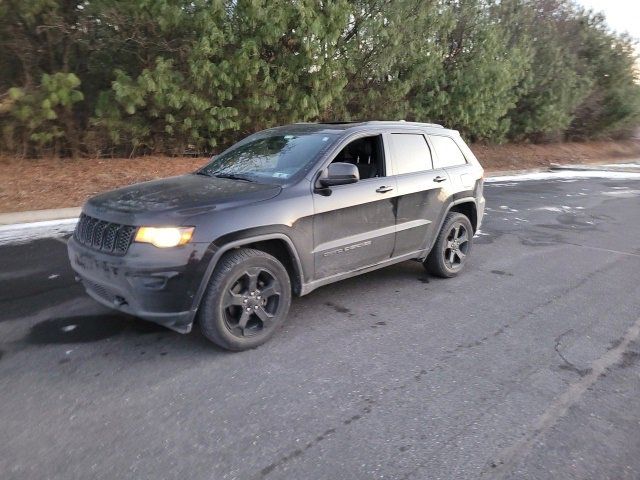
68 121 485 350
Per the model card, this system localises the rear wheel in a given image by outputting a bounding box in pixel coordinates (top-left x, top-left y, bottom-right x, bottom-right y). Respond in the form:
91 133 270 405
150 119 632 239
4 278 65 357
424 212 473 278
198 248 291 351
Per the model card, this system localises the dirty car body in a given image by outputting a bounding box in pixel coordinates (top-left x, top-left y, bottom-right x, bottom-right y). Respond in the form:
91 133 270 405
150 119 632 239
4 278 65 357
68 121 485 347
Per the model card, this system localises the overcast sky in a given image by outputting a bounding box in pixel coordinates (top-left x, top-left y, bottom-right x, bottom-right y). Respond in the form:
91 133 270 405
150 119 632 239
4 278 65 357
576 0 640 43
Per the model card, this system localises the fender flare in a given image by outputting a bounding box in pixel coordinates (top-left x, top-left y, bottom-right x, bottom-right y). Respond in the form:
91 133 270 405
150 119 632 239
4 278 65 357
189 232 305 320
450 196 479 226
422 196 478 257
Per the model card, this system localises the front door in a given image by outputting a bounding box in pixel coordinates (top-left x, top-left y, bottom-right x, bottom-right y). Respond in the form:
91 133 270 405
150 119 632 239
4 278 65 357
312 134 397 279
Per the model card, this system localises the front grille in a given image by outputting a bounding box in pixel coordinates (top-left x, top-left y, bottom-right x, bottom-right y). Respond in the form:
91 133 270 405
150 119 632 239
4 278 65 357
74 213 137 255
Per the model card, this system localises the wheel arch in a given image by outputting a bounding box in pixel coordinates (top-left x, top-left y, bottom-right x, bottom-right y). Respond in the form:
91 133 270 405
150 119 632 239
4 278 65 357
448 198 478 232
191 233 305 321
235 238 303 295
421 197 479 260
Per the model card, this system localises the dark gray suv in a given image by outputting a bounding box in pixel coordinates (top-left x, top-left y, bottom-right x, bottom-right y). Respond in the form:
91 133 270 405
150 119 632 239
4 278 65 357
68 121 485 350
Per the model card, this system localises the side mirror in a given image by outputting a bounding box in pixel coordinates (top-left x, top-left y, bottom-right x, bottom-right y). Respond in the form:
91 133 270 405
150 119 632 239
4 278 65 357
318 162 359 187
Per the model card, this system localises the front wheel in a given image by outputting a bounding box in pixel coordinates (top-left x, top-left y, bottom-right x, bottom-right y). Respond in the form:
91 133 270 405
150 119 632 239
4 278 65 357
424 212 473 278
197 248 292 351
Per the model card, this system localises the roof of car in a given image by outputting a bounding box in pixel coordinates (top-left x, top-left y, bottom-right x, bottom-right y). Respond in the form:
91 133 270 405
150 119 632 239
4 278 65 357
261 121 455 136
314 121 445 129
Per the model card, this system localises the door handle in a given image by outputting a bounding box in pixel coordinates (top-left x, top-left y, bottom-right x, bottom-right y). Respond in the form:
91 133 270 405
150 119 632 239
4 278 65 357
433 176 447 183
376 186 394 193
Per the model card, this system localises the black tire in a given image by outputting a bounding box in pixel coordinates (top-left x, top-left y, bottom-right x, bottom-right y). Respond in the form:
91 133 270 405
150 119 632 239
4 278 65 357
197 248 292 351
424 212 473 278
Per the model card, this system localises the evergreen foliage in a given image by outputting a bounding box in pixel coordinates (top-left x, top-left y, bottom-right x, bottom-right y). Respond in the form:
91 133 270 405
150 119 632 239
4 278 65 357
0 0 638 157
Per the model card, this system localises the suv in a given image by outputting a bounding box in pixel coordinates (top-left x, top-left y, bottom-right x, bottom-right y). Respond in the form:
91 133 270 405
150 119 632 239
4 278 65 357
68 121 485 350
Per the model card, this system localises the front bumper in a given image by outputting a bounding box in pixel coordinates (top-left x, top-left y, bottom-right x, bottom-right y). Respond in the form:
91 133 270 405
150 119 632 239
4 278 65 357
67 237 210 333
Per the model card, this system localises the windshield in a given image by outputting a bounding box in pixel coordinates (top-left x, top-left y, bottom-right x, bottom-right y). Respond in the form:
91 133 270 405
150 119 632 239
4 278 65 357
198 131 338 184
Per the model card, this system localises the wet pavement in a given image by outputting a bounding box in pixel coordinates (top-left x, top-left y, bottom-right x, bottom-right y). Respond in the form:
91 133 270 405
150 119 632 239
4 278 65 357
1 174 639 479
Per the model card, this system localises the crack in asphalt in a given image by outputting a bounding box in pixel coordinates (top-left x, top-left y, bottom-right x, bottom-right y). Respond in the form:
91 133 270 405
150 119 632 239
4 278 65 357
258 397 376 478
563 242 640 258
442 259 617 358
257 367 436 478
482 315 640 478
256 259 622 479
554 329 592 377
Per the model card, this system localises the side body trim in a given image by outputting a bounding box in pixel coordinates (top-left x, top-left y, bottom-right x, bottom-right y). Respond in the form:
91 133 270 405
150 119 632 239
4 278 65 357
311 219 430 254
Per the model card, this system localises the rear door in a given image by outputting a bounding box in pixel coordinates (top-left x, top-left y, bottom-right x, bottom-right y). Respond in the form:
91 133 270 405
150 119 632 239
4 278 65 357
387 131 451 256
312 134 398 279
429 134 475 192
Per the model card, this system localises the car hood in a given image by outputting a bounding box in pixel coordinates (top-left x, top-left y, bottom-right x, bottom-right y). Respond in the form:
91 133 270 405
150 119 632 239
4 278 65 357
84 174 282 225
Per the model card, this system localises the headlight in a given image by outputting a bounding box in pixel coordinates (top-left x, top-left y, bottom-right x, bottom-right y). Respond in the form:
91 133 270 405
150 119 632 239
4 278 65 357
134 227 195 248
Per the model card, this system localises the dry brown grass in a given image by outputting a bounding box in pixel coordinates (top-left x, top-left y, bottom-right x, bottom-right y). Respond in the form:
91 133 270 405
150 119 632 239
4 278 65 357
475 139 640 172
0 156 207 212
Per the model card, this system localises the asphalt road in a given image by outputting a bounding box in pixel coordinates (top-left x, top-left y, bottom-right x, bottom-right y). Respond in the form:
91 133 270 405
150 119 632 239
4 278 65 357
1 172 640 480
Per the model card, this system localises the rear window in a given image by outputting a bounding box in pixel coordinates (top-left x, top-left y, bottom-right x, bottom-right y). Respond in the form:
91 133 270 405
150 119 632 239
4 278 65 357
430 135 467 168
388 134 432 175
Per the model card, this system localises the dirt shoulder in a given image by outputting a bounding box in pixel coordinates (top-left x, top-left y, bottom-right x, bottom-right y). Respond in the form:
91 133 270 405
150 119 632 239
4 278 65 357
1 140 639 213
472 140 640 172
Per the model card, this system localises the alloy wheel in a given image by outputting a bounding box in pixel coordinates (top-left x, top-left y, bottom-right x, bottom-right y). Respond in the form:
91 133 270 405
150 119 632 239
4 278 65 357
222 266 282 337
443 222 470 270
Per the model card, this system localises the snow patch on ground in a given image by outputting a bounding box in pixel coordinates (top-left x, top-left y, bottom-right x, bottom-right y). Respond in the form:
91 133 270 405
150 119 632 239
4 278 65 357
0 218 77 246
600 162 640 168
601 189 640 197
499 205 519 212
534 206 581 213
487 170 640 183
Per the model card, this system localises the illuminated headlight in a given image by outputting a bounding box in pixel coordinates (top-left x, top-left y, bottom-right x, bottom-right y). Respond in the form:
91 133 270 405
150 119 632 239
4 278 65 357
134 227 195 248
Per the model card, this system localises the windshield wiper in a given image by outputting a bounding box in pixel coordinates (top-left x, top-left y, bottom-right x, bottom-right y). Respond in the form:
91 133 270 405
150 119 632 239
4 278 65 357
213 173 255 182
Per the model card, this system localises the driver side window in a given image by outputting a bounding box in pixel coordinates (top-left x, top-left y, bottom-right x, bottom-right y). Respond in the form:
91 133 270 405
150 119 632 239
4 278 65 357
331 135 386 180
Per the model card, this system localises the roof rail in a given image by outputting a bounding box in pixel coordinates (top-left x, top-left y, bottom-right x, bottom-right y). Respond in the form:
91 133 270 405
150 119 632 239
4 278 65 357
315 121 362 125
366 120 445 128
295 120 445 128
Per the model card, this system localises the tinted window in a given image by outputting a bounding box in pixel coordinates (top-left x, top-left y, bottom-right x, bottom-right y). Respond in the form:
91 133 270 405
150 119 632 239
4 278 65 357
199 132 337 184
430 135 467 168
389 134 432 175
